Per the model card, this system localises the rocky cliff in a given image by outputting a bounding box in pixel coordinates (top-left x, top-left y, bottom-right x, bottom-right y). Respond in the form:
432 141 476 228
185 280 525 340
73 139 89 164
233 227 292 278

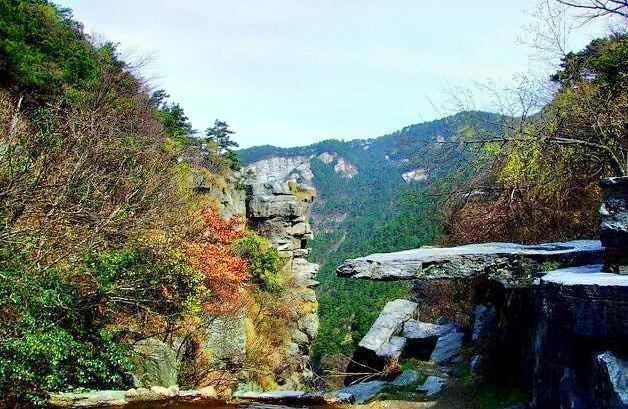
245 181 320 387
335 178 628 408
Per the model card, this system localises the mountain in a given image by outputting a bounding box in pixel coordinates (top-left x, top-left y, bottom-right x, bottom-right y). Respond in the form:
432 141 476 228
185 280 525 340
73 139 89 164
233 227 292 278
237 111 503 368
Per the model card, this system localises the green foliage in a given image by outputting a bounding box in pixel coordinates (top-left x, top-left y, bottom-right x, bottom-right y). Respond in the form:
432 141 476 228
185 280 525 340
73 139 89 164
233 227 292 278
0 329 132 407
0 0 99 95
552 33 628 87
0 258 134 406
235 235 285 292
83 248 202 322
0 2 228 405
206 119 240 170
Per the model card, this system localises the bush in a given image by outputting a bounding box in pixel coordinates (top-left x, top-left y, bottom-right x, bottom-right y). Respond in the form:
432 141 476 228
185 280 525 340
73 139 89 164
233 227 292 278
0 329 132 407
234 235 285 293
0 260 134 407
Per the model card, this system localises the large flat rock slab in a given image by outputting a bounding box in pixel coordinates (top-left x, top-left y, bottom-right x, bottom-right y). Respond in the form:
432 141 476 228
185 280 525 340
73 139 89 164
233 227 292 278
358 299 418 356
337 240 602 287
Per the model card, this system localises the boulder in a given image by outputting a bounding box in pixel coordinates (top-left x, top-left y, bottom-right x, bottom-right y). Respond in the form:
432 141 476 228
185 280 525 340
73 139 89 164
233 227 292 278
339 380 387 404
532 265 628 408
132 339 179 388
292 257 320 287
392 370 421 387
376 336 406 359
417 376 447 396
202 315 246 368
337 240 602 287
298 313 319 340
594 351 628 409
358 299 418 355
49 390 127 408
429 328 463 365
402 320 454 340
49 386 218 408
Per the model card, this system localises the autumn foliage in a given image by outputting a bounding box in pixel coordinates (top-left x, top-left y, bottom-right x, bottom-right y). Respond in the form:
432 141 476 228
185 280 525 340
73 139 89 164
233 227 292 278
185 209 251 315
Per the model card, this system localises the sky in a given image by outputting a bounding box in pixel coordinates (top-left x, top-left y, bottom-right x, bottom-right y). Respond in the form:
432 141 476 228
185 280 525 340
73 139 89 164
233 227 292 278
55 1 612 148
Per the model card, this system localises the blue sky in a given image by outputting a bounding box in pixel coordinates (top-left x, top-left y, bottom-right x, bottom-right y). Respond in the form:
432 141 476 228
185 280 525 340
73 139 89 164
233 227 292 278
56 1 610 148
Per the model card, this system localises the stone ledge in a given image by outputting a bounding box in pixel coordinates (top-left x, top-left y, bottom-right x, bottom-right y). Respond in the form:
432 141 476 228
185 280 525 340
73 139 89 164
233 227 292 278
337 240 603 287
49 386 218 408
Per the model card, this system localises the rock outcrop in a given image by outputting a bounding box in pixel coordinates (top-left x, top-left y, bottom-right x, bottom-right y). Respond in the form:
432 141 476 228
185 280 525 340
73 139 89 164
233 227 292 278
337 235 628 408
247 156 314 186
49 386 218 408
401 168 428 183
532 264 628 408
358 299 418 359
337 240 602 287
600 176 628 273
132 339 180 388
348 299 463 385
245 181 320 387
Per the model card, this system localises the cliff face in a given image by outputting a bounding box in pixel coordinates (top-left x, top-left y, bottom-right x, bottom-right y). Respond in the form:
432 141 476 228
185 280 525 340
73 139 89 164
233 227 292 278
245 181 320 388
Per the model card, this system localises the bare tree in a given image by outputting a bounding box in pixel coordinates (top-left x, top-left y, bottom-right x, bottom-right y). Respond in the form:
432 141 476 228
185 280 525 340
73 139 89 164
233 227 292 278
556 0 628 19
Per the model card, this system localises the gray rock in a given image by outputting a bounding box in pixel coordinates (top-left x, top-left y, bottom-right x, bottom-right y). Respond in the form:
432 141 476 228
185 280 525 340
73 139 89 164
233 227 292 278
244 179 319 387
292 258 320 287
49 386 215 408
533 265 628 408
202 315 246 368
246 156 314 186
327 392 355 404
359 299 418 354
470 354 483 376
247 195 309 219
417 376 447 396
599 177 628 252
594 351 628 408
376 336 406 359
472 304 497 343
337 240 602 287
430 327 464 364
339 380 387 404
291 329 310 345
298 313 319 340
49 390 127 408
235 390 306 400
132 339 179 388
402 320 454 339
392 370 420 386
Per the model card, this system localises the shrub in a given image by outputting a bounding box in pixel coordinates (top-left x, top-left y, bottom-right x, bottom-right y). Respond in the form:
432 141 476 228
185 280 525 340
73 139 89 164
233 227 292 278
0 260 134 407
234 235 285 293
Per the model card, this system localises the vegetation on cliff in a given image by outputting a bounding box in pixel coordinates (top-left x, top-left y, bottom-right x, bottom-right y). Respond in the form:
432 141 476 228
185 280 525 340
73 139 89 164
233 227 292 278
0 1 285 406
444 33 627 244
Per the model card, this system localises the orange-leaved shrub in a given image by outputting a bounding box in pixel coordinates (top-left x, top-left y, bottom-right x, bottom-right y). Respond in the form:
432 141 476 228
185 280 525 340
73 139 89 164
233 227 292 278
185 208 251 315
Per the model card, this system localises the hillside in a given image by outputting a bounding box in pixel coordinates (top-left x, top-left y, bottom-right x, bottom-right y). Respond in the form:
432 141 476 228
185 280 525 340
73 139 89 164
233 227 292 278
238 111 504 368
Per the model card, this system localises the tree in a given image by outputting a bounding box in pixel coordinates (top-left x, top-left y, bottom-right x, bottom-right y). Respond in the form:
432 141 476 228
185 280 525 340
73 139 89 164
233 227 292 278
205 119 239 152
205 119 240 170
556 0 628 19
151 90 195 139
